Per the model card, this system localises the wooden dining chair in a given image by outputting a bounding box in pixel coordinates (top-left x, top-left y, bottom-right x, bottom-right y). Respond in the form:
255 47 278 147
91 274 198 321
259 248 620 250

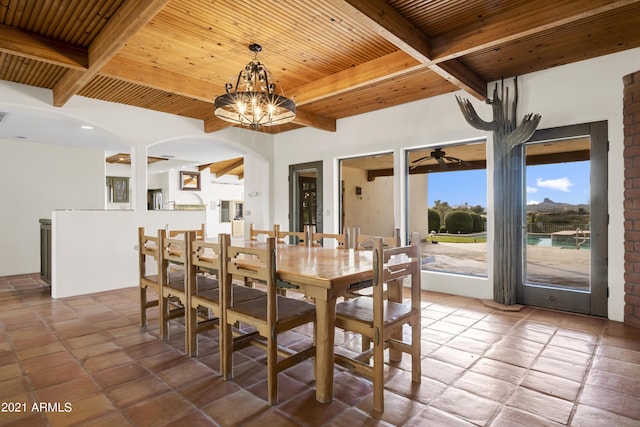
354 227 401 250
277 228 308 246
249 223 278 241
334 237 421 413
168 223 206 240
159 230 217 352
345 228 401 300
138 227 162 327
222 237 316 406
310 231 347 248
188 234 266 360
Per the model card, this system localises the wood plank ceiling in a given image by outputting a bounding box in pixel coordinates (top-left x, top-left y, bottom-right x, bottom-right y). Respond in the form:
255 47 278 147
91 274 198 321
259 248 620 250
1 1 638 179
2 0 639 137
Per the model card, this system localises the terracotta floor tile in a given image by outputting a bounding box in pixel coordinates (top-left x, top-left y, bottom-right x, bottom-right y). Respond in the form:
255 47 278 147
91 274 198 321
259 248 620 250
585 369 640 396
490 405 562 427
124 391 194 427
139 350 192 373
591 353 640 378
422 357 465 385
28 360 87 389
1 283 640 426
162 410 217 427
431 387 502 425
280 388 349 425
531 355 588 383
179 375 241 408
406 406 475 427
539 344 593 366
157 358 218 388
571 404 639 427
36 376 101 403
0 362 22 382
107 375 171 408
483 345 537 369
201 389 270 425
0 377 31 401
429 346 480 369
64 332 110 349
452 371 516 403
83 350 135 372
69 341 121 360
507 387 573 424
124 339 175 360
445 335 493 355
92 361 151 389
77 410 134 427
246 374 310 405
45 393 115 427
520 369 581 401
579 383 640 419
239 409 302 427
20 351 77 375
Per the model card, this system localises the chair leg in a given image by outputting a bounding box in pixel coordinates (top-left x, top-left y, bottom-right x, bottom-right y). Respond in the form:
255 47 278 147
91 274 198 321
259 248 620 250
159 294 169 341
140 286 147 327
411 320 421 383
187 303 197 357
267 334 278 406
222 322 233 381
372 329 385 413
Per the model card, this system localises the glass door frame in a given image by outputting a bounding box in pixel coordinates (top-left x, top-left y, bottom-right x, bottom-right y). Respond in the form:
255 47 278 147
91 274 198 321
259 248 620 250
518 121 608 317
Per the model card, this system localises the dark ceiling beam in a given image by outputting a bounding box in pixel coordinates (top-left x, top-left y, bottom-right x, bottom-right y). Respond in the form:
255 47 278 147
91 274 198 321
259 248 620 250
336 0 487 100
52 0 171 107
101 57 336 132
0 24 87 70
430 0 640 61
288 50 421 105
211 158 244 177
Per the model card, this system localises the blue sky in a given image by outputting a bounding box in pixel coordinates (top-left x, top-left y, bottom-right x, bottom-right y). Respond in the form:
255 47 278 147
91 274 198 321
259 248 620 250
427 161 590 208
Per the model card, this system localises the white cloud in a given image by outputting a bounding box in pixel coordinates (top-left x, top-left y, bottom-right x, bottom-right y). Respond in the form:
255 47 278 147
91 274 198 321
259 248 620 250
526 186 538 193
536 177 573 192
527 200 540 205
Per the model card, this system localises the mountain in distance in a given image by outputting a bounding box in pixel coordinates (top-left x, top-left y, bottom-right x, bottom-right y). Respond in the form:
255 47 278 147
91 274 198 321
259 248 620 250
527 197 589 213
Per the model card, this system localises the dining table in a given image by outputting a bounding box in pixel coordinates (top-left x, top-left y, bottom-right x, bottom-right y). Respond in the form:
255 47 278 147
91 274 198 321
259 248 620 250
229 239 374 403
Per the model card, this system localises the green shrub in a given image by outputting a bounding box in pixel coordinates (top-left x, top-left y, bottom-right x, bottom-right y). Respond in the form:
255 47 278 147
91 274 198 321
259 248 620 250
445 210 473 234
470 212 485 232
428 209 440 233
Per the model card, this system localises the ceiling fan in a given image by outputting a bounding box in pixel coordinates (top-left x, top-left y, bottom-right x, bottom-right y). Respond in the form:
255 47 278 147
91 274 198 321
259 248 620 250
411 148 468 170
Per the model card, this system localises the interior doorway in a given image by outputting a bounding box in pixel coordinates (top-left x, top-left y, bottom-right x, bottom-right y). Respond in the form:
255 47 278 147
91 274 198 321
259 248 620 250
519 121 608 317
289 161 323 233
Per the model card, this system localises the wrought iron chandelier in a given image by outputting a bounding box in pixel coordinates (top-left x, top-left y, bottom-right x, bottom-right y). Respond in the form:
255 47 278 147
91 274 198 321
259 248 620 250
214 44 296 129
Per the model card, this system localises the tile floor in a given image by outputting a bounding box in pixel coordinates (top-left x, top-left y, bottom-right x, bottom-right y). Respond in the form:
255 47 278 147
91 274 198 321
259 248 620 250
1 273 639 426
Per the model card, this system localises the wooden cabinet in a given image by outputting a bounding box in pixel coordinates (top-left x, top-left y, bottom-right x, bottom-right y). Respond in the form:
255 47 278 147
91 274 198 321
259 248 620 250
232 219 245 237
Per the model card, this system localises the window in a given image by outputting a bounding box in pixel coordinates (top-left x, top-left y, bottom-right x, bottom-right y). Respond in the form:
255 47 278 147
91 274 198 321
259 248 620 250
407 140 487 277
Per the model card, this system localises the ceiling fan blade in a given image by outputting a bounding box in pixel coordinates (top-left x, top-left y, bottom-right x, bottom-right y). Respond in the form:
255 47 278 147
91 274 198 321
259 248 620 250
411 155 432 164
437 157 448 170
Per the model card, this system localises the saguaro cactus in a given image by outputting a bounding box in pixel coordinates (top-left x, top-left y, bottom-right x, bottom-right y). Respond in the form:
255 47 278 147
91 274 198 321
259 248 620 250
456 79 541 305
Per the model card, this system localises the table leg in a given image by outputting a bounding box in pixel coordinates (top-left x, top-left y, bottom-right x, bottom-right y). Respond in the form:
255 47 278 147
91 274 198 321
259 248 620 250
314 294 337 403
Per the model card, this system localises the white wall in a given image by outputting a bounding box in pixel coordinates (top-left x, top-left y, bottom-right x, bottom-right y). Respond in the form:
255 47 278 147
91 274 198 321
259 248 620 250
0 139 105 276
52 209 205 298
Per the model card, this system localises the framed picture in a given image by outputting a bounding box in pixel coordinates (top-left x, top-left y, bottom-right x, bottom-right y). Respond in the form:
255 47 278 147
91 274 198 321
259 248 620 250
106 176 129 203
180 171 200 191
